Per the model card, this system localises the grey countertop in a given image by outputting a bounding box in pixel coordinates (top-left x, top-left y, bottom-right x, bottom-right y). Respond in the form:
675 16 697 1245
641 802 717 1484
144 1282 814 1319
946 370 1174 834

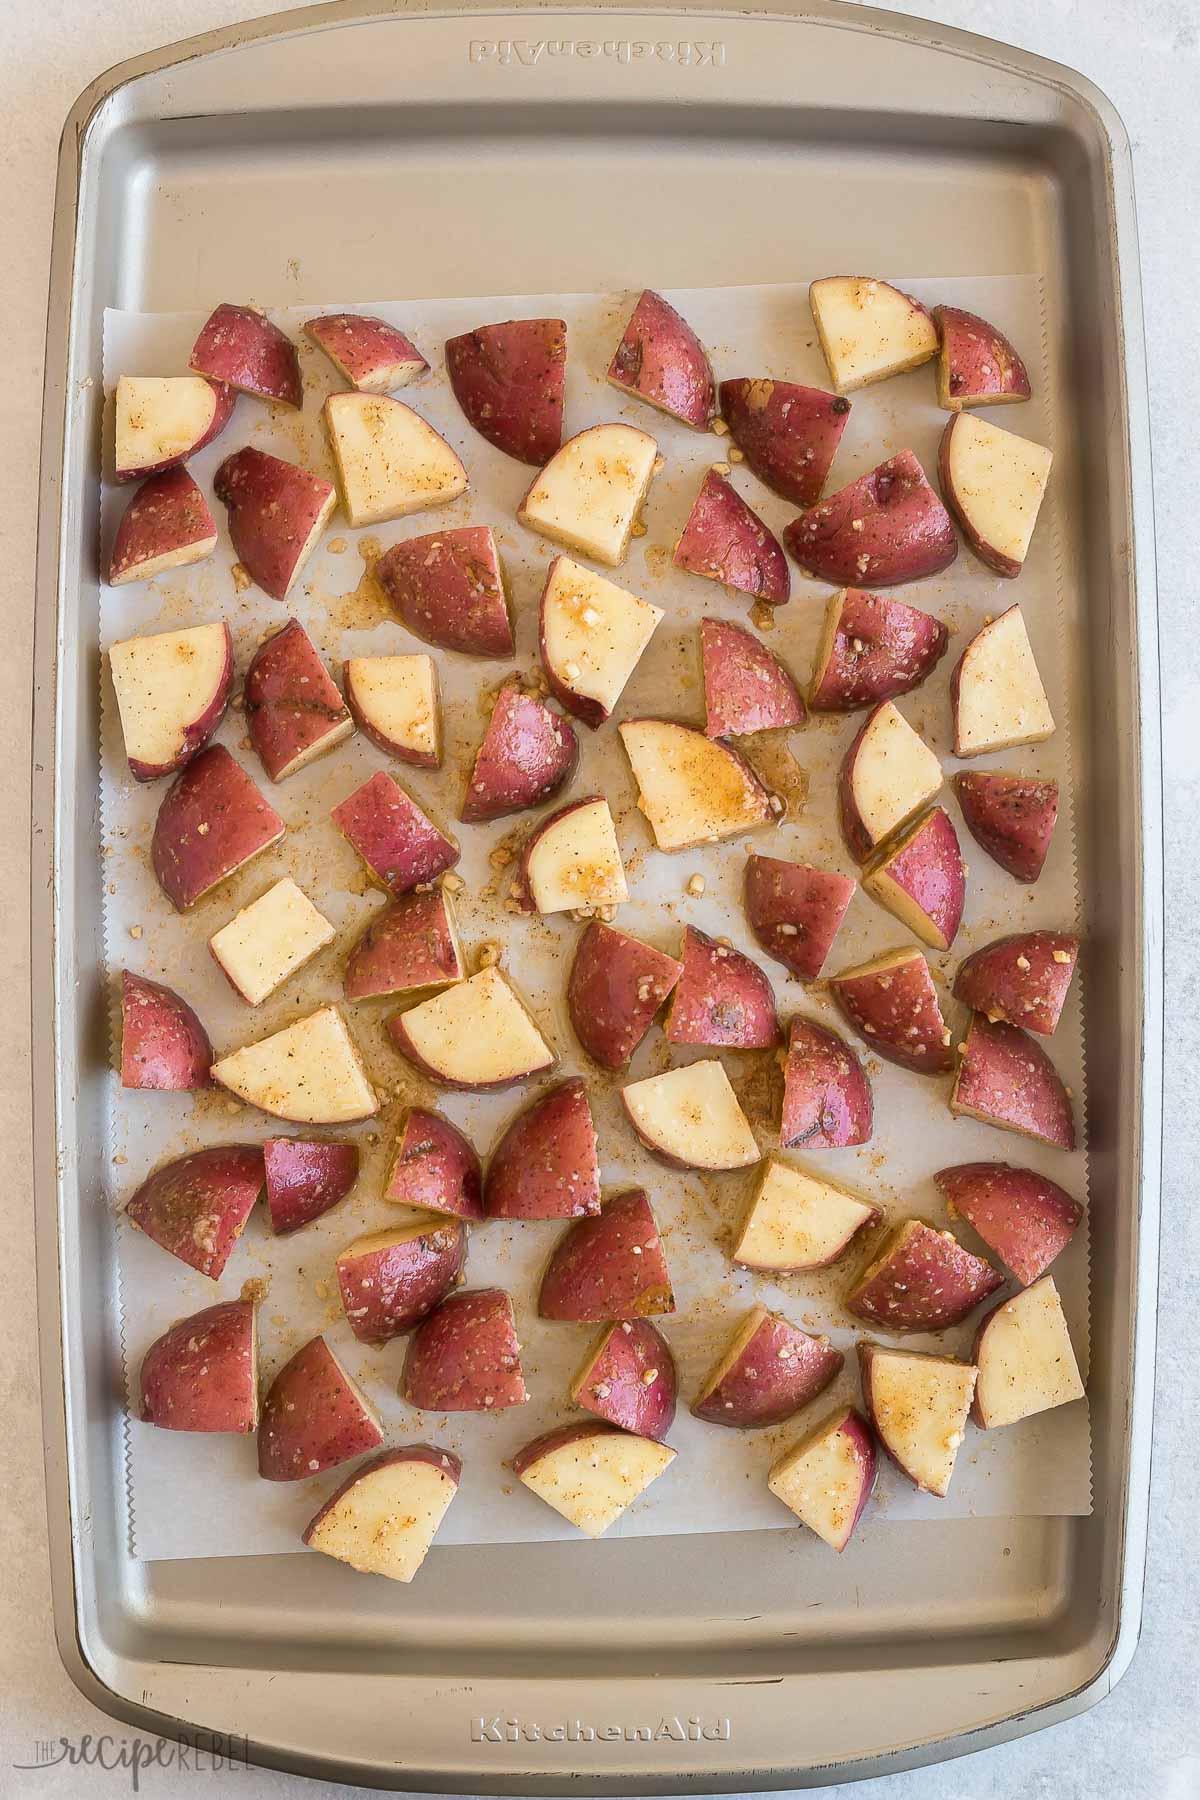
2 0 1196 1794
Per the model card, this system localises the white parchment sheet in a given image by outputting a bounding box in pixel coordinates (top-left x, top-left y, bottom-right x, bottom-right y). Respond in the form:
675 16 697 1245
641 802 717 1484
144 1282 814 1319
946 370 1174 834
100 278 1091 1560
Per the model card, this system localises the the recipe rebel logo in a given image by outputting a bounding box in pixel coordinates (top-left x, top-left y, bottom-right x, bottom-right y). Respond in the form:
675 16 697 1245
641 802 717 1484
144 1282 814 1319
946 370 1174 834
470 1715 732 1744
468 39 726 67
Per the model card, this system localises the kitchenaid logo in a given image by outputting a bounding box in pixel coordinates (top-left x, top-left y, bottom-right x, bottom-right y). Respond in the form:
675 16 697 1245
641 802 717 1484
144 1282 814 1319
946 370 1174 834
469 38 726 67
471 1715 731 1744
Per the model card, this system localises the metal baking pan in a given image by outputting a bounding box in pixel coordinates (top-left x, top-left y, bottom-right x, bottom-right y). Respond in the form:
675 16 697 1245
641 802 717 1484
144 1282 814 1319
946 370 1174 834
32 1 1161 1789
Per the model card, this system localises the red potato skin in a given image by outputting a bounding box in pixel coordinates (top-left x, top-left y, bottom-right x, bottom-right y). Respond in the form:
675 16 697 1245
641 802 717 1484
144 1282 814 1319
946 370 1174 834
718 378 850 508
608 289 715 428
567 922 683 1069
933 306 1031 411
674 472 791 604
385 1108 484 1220
120 970 213 1090
108 467 217 584
953 1016 1076 1150
831 953 954 1075
484 1078 601 1220
337 1220 467 1343
124 1145 264 1279
258 1336 383 1481
743 855 856 980
700 619 805 737
934 1162 1083 1285
402 1287 526 1411
213 447 336 601
331 771 459 895
303 313 428 389
121 623 234 782
139 1299 257 1433
780 1015 873 1149
693 1313 843 1429
263 1139 359 1234
809 588 948 712
445 318 566 465
866 807 966 951
244 619 351 782
302 1442 461 1545
539 1189 675 1322
461 685 578 823
151 745 285 911
343 891 461 1001
664 925 778 1050
376 526 514 659
190 303 302 407
113 379 235 483
954 772 1059 884
954 931 1079 1035
846 1220 1003 1332
784 449 959 586
572 1319 676 1439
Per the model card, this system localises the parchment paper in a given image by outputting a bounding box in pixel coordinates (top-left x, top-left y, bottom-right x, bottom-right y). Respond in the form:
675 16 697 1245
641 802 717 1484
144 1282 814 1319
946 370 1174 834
100 278 1091 1560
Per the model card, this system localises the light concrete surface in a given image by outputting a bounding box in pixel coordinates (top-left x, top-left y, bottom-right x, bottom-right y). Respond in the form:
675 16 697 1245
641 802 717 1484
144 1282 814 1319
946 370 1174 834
1 0 1195 1795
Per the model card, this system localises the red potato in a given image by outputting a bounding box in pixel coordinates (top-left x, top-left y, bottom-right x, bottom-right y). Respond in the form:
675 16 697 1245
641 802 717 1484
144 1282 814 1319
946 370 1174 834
846 1218 1002 1332
808 587 948 713
743 854 856 980
950 1015 1075 1150
388 966 555 1091
384 1108 484 1220
331 771 459 895
664 925 778 1050
190 303 302 407
692 1306 843 1429
108 467 217 585
113 375 234 482
674 471 790 604
518 422 659 568
831 947 954 1076
939 412 1052 578
733 1158 879 1272
566 921 682 1069
619 718 774 851
934 1162 1083 1286
570 1319 677 1439
375 525 513 659
858 1343 976 1497
461 683 578 823
784 450 958 587
402 1288 526 1411
213 446 337 601
971 1276 1084 1428
120 970 212 1090
303 312 428 392
139 1299 257 1433
700 619 805 738
151 745 284 911
344 654 440 769
244 620 353 782
538 1188 674 1321
512 796 628 918
208 877 335 1006
607 288 715 428
810 276 938 393
862 807 966 951
512 1422 675 1536
109 621 233 782
124 1145 264 1279
263 1138 359 1235
538 555 663 728
838 700 943 863
954 771 1059 884
324 391 467 528
951 607 1054 756
768 1405 876 1551
343 889 464 1002
718 377 850 508
258 1336 383 1482
303 1444 460 1582
337 1218 467 1343
622 1059 759 1171
211 1007 379 1125
484 1078 601 1220
779 1015 873 1150
445 317 566 464
933 305 1031 412
954 931 1079 1036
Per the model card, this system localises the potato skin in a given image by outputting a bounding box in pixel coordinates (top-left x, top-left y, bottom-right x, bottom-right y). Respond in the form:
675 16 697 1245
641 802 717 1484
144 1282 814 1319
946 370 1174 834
190 303 302 407
376 526 514 658
701 619 804 737
719 377 850 507
567 922 682 1069
125 1144 265 1279
744 854 856 980
263 1138 359 1234
571 1319 676 1439
385 1108 484 1220
693 1310 843 1429
336 1220 467 1342
151 745 284 911
864 807 966 951
343 891 462 1001
809 587 948 712
953 771 1059 883
484 1079 601 1220
139 1298 257 1433
303 313 428 391
461 684 578 823
784 449 958 586
120 970 213 1090
951 1015 1076 1149
674 472 790 604
446 318 566 464
539 1189 674 1321
831 952 954 1075
213 446 335 600
258 1336 383 1481
108 467 217 585
664 925 778 1050
245 620 351 782
331 771 459 895
607 290 715 428
934 1161 1082 1285
780 1015 872 1149
953 930 1079 1035
933 305 1031 412
846 1219 1003 1332
402 1287 526 1411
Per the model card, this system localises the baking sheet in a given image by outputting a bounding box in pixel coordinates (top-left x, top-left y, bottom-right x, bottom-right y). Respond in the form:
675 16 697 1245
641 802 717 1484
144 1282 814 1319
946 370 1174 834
100 278 1091 1560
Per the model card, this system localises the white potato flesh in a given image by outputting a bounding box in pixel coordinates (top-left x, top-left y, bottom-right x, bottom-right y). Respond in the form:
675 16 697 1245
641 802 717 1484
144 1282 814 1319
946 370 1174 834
768 1409 869 1550
212 1006 378 1123
866 1349 976 1497
955 606 1054 755
519 424 658 567
525 800 628 916
397 967 554 1086
974 1276 1084 1429
346 655 440 762
847 702 943 848
324 393 467 527
623 1059 759 1170
619 719 771 850
734 1159 876 1271
519 1432 675 1537
114 376 219 474
109 624 229 770
945 412 1052 569
541 557 663 715
810 278 938 394
306 1456 458 1581
209 877 336 1006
